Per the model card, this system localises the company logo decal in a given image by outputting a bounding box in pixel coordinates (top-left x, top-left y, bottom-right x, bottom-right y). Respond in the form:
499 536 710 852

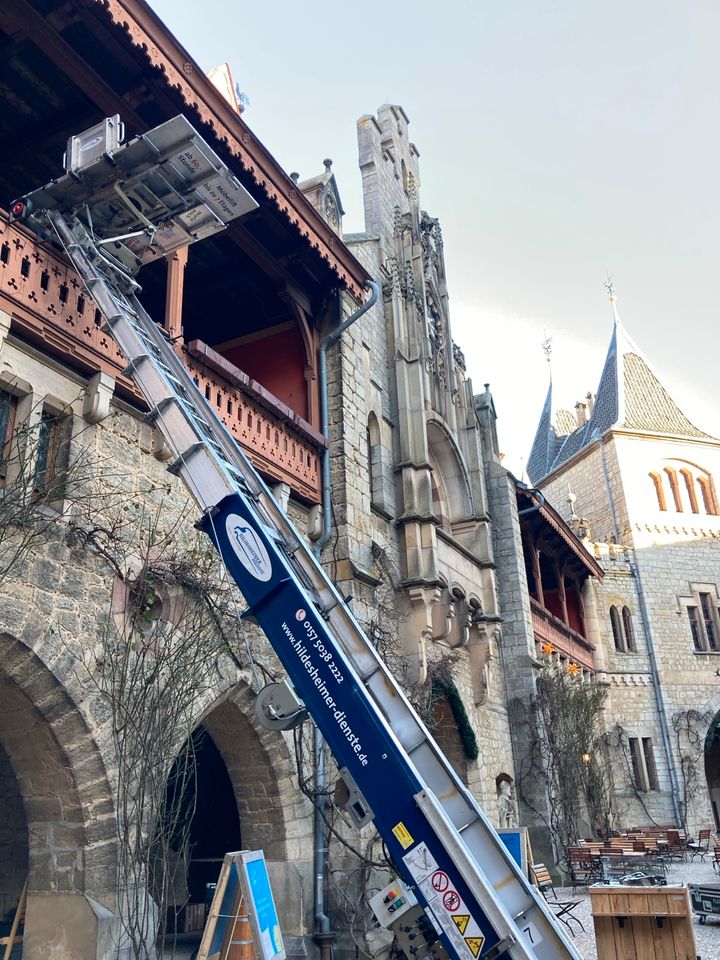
225 514 272 582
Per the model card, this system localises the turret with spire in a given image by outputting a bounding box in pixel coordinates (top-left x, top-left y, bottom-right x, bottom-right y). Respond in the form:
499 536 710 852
527 283 713 484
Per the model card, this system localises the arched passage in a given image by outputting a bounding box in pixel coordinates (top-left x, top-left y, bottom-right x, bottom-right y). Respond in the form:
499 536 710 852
0 634 116 896
705 712 720 830
0 632 117 958
202 695 292 860
157 688 299 943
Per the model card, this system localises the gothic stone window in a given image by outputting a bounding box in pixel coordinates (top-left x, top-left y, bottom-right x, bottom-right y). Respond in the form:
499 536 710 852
0 390 70 502
678 583 720 653
0 389 18 487
629 736 659 791
609 604 636 653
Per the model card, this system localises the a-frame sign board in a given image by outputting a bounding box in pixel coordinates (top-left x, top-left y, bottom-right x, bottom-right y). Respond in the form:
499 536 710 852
197 851 286 960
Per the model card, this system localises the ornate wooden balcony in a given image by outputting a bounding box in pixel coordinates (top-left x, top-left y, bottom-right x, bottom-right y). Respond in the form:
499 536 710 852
0 213 323 502
530 597 595 672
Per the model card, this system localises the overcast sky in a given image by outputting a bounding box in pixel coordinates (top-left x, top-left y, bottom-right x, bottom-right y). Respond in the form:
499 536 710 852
149 0 720 476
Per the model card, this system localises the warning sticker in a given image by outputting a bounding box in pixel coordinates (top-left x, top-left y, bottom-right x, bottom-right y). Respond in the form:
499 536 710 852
403 842 438 878
452 915 469 935
442 890 461 912
392 822 414 849
431 871 450 893
402 843 486 960
464 937 484 957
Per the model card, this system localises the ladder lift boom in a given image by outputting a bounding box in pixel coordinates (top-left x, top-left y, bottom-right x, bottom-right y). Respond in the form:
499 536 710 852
10 115 582 960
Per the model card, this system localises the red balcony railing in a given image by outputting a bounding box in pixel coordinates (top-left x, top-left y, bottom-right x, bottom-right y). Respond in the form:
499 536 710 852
184 341 323 503
531 597 595 672
0 214 323 502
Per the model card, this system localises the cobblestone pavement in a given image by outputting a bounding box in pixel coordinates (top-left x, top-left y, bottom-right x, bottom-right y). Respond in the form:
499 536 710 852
552 858 720 959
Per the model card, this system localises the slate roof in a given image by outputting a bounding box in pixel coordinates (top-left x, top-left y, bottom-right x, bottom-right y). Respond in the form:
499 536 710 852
527 312 713 483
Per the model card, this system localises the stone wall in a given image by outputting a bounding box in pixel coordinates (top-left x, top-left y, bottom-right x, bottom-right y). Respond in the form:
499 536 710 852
540 427 720 834
0 327 314 959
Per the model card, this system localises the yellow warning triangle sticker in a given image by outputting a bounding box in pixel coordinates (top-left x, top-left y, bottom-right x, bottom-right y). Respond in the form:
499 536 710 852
451 915 469 935
464 936 485 958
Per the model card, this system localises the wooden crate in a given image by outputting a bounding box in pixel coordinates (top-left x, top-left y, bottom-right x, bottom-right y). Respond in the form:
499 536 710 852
589 885 698 960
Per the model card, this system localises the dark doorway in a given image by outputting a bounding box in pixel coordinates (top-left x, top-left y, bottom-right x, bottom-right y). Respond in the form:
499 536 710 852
162 725 242 937
0 742 27 941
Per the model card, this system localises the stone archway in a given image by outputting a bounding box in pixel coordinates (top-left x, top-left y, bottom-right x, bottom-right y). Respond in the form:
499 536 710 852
0 633 117 959
154 683 313 952
705 712 720 831
200 689 313 945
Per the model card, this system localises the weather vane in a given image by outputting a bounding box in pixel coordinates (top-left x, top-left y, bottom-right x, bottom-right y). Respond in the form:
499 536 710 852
542 330 553 363
603 275 616 302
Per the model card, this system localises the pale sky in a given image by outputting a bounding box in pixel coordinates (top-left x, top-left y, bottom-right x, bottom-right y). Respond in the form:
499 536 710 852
148 0 720 477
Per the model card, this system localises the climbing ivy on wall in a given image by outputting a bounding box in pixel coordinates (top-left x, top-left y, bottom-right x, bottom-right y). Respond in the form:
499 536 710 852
432 677 479 760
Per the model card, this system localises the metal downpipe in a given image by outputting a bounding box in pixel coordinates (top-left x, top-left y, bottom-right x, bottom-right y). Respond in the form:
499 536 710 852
597 437 683 825
311 280 379 943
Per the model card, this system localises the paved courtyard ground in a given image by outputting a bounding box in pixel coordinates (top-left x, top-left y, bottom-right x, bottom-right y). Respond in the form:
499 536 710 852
160 857 720 960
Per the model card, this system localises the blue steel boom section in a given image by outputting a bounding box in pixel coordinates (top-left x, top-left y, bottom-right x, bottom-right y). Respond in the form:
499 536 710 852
11 116 580 960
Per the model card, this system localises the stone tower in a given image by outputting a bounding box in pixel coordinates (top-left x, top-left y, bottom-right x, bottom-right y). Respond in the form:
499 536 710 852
528 292 720 831
318 104 519 815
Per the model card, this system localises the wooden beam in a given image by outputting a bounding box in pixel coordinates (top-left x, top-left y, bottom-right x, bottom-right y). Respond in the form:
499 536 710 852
229 222 313 316
3 0 146 131
164 246 188 340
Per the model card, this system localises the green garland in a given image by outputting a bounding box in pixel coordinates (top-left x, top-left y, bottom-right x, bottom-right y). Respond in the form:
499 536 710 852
432 678 479 761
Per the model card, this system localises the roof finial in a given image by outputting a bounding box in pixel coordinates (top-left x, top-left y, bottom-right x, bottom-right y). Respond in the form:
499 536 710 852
542 331 552 362
603 273 621 327
542 330 553 381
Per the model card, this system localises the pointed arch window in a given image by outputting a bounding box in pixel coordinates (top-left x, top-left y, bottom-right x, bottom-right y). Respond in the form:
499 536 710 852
679 584 720 652
622 606 636 652
664 467 683 512
609 604 637 653
609 605 625 652
649 472 666 511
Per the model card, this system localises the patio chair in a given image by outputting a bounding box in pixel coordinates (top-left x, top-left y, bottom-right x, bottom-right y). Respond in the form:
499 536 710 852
665 829 686 861
566 849 602 892
713 847 720 875
530 863 584 936
688 829 712 862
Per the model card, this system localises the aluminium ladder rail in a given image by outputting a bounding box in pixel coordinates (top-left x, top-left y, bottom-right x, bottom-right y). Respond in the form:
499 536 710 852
44 208 581 960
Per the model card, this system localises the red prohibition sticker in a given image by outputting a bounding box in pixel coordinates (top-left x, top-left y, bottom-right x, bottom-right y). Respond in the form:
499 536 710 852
431 871 450 893
443 890 461 912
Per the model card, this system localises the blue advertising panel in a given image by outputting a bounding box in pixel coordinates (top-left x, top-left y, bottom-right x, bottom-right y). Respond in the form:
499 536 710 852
198 850 285 960
498 828 529 876
242 852 284 960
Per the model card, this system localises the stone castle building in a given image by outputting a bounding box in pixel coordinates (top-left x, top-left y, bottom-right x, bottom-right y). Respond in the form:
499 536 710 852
527 292 720 835
0 2 567 957
0 1 373 957
3 3 706 959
